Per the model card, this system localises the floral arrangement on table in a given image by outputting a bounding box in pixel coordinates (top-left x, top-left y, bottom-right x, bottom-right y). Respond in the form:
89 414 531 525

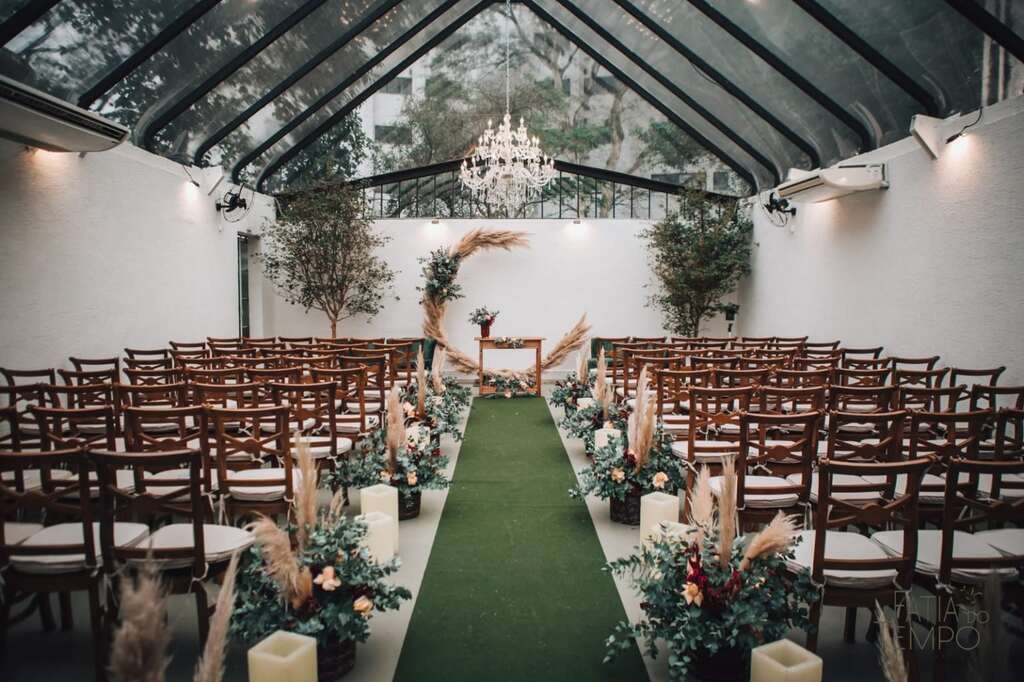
468 306 499 327
330 386 450 519
603 462 817 681
485 372 534 398
417 247 464 304
549 346 593 413
570 367 685 524
490 336 524 348
232 445 412 680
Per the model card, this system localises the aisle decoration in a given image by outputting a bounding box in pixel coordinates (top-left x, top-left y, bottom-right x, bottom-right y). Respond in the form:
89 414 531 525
485 373 535 399
570 368 684 524
603 462 816 681
468 306 499 337
232 446 411 681
400 348 469 441
419 228 590 381
549 345 592 413
559 348 625 454
334 387 451 519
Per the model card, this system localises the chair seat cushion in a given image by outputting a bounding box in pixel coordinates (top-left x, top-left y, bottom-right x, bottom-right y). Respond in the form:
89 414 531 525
871 530 1018 584
65 469 137 498
974 528 1024 559
785 473 884 502
709 475 798 508
294 435 354 459
2 468 74 491
225 468 302 502
625 398 675 411
135 523 254 569
337 415 380 433
787 530 897 588
260 417 315 434
148 466 220 492
3 522 44 545
670 440 737 463
12 522 149 574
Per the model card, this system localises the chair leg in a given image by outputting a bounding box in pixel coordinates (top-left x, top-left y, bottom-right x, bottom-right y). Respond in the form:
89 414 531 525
37 593 56 632
806 598 822 652
194 584 210 647
87 584 106 682
59 591 74 631
844 606 857 643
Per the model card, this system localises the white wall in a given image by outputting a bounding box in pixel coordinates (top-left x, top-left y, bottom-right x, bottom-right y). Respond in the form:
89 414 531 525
738 96 1024 383
258 218 731 374
0 141 275 372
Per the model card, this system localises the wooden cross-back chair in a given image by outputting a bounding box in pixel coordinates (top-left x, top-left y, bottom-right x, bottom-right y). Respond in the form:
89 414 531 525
608 341 650 386
270 380 345 471
826 385 899 441
169 340 207 353
890 356 940 372
124 367 183 386
793 354 842 371
897 384 965 415
68 357 120 378
0 383 51 450
0 447 113 680
123 356 173 371
122 405 211 489
755 385 826 437
690 354 739 372
712 367 771 390
338 354 386 412
840 346 884 362
311 366 372 439
770 368 830 388
843 356 891 372
172 351 217 368
619 353 682 404
2 368 56 388
245 366 304 390
122 348 170 371
830 367 892 388
804 340 841 353
205 405 292 522
653 368 712 441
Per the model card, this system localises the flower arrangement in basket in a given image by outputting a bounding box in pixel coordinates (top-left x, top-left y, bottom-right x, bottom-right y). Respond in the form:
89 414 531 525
550 346 593 413
603 461 817 681
231 444 412 681
485 371 534 398
333 385 450 520
399 348 469 443
469 306 499 337
570 367 684 524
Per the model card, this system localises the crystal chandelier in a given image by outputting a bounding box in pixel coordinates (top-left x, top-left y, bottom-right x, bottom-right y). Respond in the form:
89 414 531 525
459 0 556 216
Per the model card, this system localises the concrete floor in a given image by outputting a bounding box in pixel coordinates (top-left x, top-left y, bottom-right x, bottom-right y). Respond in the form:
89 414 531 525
2 389 1021 680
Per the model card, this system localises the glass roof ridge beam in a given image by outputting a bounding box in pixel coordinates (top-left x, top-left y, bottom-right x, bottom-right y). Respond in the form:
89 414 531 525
231 0 464 185
0 0 61 46
684 0 874 154
77 0 226 109
943 0 1024 65
521 0 758 192
256 0 494 192
141 0 332 152
791 0 940 116
550 0 782 184
609 0 820 170
193 0 404 166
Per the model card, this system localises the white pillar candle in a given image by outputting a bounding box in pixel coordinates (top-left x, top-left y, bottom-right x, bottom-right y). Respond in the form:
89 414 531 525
360 484 399 553
751 639 822 682
594 427 621 451
357 511 396 563
248 631 317 682
640 491 679 547
576 397 595 409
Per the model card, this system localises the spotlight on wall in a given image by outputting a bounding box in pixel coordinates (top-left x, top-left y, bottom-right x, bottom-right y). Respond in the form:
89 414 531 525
180 163 200 188
946 107 983 145
216 189 247 213
763 191 796 218
431 217 440 224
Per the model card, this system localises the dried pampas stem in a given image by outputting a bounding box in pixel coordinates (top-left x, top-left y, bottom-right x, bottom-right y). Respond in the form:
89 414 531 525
416 347 427 417
717 455 737 569
537 315 591 372
193 551 240 682
875 602 908 682
628 367 656 471
689 466 715 549
109 560 170 682
247 515 311 610
576 342 589 382
594 348 610 421
738 511 798 572
385 385 405 473
293 434 318 552
431 348 447 393
450 228 530 260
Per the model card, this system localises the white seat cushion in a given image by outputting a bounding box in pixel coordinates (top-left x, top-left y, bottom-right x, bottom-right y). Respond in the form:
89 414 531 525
975 528 1024 558
65 469 137 498
134 523 254 569
787 530 898 588
785 473 884 502
871 530 1017 584
294 435 354 459
3 522 44 545
671 440 737 463
260 417 315 434
1 468 74 491
148 466 220 492
625 398 675 411
978 473 1024 499
225 468 302 502
337 415 380 434
12 522 149 574
710 475 798 508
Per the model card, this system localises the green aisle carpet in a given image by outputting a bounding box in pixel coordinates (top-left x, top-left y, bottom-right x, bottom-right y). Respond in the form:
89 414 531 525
394 397 646 681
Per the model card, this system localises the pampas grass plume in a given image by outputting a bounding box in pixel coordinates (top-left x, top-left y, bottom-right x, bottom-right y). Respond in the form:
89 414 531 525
416 347 427 417
738 511 798 572
193 551 240 682
246 515 310 610
717 455 737 569
689 466 715 548
109 560 170 682
431 348 447 393
875 602 908 682
385 385 405 473
293 434 318 552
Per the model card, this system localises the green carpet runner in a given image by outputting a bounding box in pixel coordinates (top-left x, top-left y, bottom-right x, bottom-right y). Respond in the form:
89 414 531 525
394 397 646 681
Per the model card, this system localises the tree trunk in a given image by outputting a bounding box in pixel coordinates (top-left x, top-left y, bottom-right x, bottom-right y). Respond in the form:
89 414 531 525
330 317 338 338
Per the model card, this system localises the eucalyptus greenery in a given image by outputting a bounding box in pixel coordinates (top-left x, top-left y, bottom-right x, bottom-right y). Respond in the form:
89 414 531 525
569 428 684 502
559 402 629 454
333 423 450 500
259 184 397 337
484 373 534 398
417 248 463 304
641 191 753 337
231 518 410 647
604 533 817 681
549 370 592 413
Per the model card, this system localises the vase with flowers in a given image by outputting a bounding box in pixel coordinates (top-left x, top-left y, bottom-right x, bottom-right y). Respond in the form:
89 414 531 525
602 460 817 681
469 306 499 338
232 445 412 681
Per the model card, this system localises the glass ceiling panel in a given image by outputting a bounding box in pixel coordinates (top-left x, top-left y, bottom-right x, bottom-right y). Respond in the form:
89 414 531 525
3 0 196 102
581 0 859 167
706 0 922 148
248 0 481 191
0 2 33 25
203 0 448 170
265 2 756 194
93 0 311 147
538 0 797 179
818 0 1007 116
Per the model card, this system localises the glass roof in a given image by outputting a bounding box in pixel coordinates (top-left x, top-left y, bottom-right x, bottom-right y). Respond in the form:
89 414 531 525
0 0 1020 197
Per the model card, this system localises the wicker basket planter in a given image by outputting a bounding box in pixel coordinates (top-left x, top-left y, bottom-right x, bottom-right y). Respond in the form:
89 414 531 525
398 490 422 520
317 636 356 681
609 489 642 525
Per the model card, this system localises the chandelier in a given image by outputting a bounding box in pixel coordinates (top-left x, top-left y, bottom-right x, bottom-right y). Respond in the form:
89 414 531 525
459 0 556 216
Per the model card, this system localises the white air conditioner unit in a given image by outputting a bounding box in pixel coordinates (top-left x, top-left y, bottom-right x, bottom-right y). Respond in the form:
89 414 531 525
776 163 888 203
0 75 128 152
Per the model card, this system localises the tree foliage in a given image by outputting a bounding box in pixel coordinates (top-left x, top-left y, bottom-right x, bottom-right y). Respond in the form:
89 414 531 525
640 192 753 337
259 185 396 336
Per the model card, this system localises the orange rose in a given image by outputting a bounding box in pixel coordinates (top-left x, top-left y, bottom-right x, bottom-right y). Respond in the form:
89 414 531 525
353 595 374 618
611 468 626 483
652 472 669 489
313 566 342 592
682 581 703 607
406 471 418 486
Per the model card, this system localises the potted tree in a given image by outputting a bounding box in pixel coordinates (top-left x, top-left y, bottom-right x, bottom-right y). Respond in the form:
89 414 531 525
258 184 397 338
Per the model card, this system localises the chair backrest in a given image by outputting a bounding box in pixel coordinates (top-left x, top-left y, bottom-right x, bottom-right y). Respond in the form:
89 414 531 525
843 356 891 371
907 410 989 500
125 367 183 386
890 355 940 371
690 355 739 371
736 412 819 507
169 340 207 352
124 347 169 360
0 405 20 452
994 408 1024 461
827 385 897 413
207 336 242 345
969 384 1024 411
0 383 51 448
90 449 209 574
171 350 214 367
794 352 842 369
46 381 117 411
117 382 189 409
2 367 57 386
124 356 173 371
311 366 368 435
205 406 291 492
629 336 665 344
69 356 121 376
688 385 754 442
653 368 712 417
826 410 907 462
123 405 209 461
713 367 771 389
184 367 244 386
278 336 313 345
756 385 826 416
896 384 965 413
191 381 265 409
32 404 117 451
740 335 773 344
270 381 339 457
803 340 841 352
893 367 949 393
949 366 1005 391
770 368 830 388
830 367 892 388
0 448 95 569
812 456 932 590
840 346 884 361
246 366 304 387
339 355 386 405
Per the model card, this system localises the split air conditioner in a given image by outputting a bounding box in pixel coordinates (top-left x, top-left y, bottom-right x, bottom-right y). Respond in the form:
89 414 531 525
776 163 888 203
0 75 128 152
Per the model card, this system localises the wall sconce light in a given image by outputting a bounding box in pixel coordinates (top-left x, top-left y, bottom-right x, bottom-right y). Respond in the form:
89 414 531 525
946 107 983 145
180 164 200 188
431 217 440 224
